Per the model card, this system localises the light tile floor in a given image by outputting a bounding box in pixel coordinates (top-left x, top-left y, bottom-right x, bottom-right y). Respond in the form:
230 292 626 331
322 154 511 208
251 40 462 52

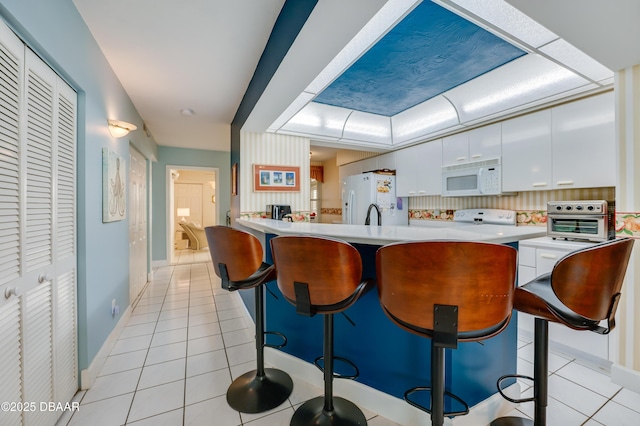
56 251 640 426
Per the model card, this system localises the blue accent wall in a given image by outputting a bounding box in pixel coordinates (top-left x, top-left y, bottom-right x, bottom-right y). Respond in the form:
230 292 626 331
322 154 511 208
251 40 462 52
151 146 231 262
314 1 525 116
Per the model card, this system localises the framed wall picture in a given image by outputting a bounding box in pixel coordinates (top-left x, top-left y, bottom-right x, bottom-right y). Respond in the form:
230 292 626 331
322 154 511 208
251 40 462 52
253 164 300 192
102 148 127 222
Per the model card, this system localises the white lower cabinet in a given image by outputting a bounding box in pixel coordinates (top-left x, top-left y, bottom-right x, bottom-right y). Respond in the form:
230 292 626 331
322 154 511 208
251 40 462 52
518 238 609 363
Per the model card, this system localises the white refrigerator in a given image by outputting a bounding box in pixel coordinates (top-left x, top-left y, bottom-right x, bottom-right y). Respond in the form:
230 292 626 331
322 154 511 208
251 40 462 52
341 173 408 226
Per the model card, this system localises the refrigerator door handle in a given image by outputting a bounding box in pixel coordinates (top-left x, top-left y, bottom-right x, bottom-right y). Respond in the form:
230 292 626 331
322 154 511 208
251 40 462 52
348 190 354 224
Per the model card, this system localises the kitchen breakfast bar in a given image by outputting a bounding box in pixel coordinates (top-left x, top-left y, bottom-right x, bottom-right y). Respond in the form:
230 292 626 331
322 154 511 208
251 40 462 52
236 218 546 424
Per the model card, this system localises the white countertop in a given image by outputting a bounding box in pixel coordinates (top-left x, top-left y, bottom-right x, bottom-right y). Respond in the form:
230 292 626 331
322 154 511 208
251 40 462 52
519 235 597 251
237 218 546 245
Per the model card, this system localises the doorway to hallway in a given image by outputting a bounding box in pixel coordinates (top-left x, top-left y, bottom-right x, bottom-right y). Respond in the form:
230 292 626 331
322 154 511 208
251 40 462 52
167 166 219 265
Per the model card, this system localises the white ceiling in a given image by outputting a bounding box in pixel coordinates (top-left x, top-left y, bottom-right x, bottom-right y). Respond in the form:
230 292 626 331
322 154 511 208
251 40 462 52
72 0 640 155
72 0 285 151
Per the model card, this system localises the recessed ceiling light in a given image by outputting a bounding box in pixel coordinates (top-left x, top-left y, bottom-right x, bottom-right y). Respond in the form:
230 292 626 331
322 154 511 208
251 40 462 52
181 108 195 116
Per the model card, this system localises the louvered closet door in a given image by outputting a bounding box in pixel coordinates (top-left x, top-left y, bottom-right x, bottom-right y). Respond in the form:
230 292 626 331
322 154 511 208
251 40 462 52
0 20 77 425
0 21 25 426
53 77 77 408
22 47 57 426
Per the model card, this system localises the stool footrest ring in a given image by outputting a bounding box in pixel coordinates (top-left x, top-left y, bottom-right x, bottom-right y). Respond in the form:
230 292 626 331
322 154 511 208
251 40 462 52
264 331 287 349
496 374 535 404
313 355 360 380
404 386 469 417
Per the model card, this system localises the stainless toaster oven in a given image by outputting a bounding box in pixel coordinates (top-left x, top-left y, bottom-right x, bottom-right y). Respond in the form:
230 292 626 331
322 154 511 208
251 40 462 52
547 200 615 242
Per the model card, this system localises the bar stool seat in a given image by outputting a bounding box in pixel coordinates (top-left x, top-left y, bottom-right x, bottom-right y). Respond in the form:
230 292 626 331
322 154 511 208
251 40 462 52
205 226 293 414
376 241 518 426
270 235 373 426
491 237 634 426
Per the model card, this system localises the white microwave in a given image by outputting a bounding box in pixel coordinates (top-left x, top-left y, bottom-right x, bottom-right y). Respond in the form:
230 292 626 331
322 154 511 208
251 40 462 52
442 157 510 197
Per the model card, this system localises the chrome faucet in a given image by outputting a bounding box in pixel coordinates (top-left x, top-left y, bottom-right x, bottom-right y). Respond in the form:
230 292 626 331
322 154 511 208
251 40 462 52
365 203 382 226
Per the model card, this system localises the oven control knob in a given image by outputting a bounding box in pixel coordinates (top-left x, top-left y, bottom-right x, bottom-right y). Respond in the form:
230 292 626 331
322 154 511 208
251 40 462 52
576 205 583 211
587 205 595 211
556 205 562 211
566 206 573 211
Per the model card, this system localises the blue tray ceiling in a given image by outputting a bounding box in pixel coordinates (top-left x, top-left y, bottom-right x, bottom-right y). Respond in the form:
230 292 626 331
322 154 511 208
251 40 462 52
313 1 526 117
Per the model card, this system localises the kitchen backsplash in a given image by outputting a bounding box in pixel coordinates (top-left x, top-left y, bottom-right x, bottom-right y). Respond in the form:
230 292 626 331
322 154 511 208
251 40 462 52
408 187 616 211
240 186 640 238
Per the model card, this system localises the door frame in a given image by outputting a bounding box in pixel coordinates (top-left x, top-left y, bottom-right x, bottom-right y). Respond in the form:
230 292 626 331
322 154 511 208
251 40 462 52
165 165 219 264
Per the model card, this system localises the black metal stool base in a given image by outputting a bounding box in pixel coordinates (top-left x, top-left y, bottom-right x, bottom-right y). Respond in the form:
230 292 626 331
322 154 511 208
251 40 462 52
291 396 367 426
490 416 533 426
226 368 293 413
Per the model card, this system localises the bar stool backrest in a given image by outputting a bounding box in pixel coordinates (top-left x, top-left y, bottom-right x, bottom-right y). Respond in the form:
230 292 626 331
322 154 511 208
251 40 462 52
205 226 264 282
551 238 634 323
376 241 518 341
270 235 364 313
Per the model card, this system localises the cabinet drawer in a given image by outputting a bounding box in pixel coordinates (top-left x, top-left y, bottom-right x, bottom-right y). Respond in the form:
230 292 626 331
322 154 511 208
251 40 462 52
536 248 567 274
518 265 537 287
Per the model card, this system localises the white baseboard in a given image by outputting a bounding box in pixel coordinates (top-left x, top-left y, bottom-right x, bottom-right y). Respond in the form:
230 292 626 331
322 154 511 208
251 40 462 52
80 305 132 390
611 363 640 394
264 347 518 426
151 259 169 269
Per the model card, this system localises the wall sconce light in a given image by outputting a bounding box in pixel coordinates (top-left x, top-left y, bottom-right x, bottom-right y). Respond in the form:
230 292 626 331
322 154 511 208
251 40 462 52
177 208 190 222
108 119 137 138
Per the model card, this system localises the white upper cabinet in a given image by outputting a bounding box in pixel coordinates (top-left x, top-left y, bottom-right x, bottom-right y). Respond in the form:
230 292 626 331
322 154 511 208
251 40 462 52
396 139 442 197
442 132 469 165
468 123 501 161
551 92 615 189
442 124 501 165
339 161 362 181
376 151 396 171
360 156 378 173
502 109 553 192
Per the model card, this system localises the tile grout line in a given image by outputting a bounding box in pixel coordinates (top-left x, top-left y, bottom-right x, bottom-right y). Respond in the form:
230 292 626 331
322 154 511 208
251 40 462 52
124 263 175 425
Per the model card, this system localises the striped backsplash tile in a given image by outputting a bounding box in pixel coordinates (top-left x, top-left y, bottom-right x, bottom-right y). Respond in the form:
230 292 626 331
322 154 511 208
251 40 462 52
409 188 615 211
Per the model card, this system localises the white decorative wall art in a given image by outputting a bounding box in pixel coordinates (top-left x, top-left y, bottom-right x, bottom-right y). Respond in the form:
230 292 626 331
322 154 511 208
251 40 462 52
102 148 126 222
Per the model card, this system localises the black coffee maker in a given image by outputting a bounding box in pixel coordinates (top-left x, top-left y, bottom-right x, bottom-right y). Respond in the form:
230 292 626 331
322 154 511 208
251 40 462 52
267 204 292 220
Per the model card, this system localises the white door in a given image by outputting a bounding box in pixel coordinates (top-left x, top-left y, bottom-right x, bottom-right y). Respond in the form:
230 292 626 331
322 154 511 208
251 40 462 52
129 146 147 303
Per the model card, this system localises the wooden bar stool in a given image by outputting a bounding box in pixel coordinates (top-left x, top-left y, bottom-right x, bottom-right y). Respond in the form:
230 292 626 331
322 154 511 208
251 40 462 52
376 241 518 426
491 237 634 426
205 226 293 413
270 235 373 426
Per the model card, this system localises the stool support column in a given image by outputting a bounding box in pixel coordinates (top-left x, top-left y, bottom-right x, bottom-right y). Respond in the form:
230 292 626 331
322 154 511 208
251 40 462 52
431 344 445 426
533 318 548 426
255 285 266 378
225 283 293 413
324 313 335 413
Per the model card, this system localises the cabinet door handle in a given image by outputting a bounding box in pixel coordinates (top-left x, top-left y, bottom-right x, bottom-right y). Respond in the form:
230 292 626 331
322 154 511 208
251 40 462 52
540 254 557 260
418 190 426 194
471 154 482 159
408 191 416 195
556 180 574 186
456 156 466 162
532 182 548 187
